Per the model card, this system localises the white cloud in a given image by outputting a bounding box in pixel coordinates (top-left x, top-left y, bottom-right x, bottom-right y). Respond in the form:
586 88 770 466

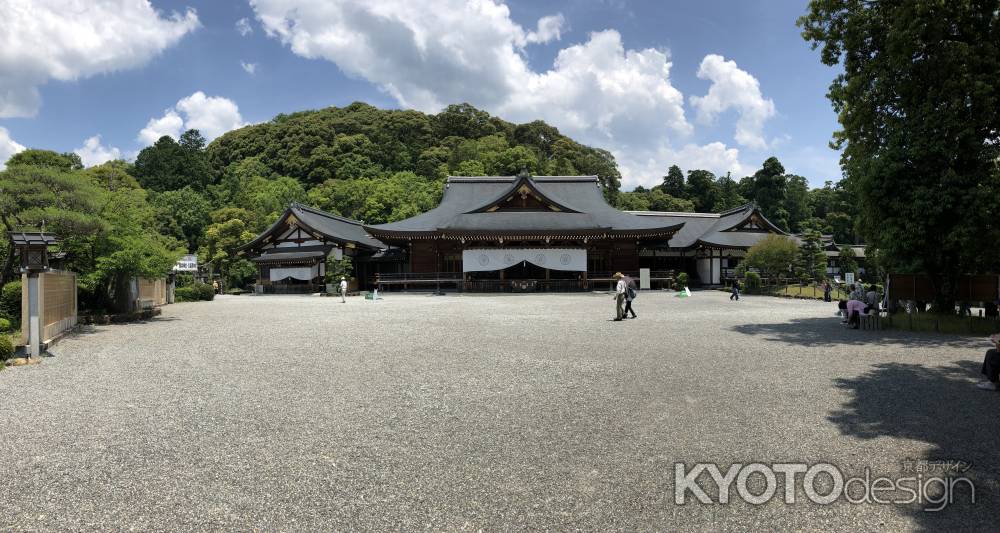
0 127 27 170
138 91 246 145
526 14 565 44
74 135 122 167
251 0 713 186
0 0 199 118
236 17 253 36
139 109 184 145
689 54 775 150
241 61 258 75
615 142 747 189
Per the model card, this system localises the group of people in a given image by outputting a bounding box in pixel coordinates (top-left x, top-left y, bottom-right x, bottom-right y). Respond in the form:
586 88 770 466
838 283 880 329
612 272 638 321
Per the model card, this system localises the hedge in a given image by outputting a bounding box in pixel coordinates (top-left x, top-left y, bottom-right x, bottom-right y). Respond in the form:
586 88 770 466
175 283 215 302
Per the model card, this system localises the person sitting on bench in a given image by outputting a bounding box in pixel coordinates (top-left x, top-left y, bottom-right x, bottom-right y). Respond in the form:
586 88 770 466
977 335 1000 391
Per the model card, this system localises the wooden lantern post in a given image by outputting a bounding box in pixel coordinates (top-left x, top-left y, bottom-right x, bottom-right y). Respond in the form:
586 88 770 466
9 231 59 358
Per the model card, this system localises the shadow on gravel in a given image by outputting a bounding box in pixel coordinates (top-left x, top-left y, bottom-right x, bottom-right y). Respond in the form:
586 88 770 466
829 360 1000 531
731 317 977 348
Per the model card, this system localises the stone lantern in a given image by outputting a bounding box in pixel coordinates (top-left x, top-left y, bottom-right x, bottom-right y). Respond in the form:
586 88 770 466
10 231 58 272
9 231 59 358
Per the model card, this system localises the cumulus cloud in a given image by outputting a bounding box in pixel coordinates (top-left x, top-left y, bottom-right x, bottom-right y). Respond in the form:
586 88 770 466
250 0 765 187
74 135 122 167
0 127 26 170
139 91 246 145
689 54 775 150
236 17 253 36
241 61 258 74
526 14 565 44
0 0 199 118
615 142 746 189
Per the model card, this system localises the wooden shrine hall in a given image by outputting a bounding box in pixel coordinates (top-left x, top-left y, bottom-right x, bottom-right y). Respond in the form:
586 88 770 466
242 175 796 292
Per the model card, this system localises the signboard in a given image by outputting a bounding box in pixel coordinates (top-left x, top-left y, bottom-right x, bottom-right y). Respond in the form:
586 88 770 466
845 272 855 285
173 254 198 272
639 268 651 290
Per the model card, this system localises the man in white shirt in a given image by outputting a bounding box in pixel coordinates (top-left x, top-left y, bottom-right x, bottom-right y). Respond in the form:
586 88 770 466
339 277 348 303
613 272 626 321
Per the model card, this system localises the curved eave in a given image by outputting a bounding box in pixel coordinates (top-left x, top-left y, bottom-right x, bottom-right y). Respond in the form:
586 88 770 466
365 223 683 242
464 175 583 214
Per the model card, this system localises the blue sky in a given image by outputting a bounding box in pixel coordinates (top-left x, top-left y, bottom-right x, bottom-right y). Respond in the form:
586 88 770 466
0 0 842 189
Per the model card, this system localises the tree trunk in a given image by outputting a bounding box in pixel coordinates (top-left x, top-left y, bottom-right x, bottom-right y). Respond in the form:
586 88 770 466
0 241 15 288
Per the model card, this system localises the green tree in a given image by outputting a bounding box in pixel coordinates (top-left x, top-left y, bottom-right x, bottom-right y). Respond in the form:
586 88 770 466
201 208 256 290
647 190 694 212
685 169 719 212
5 149 82 171
744 234 799 278
151 187 212 251
661 165 687 198
746 157 789 230
837 245 859 279
784 175 812 232
713 172 747 211
796 229 828 280
133 131 213 192
800 0 1000 310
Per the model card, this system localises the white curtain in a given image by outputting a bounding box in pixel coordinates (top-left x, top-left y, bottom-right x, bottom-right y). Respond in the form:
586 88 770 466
462 248 587 272
269 266 317 281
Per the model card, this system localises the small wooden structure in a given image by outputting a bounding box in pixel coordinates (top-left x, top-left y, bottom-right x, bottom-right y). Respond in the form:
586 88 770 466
10 231 76 357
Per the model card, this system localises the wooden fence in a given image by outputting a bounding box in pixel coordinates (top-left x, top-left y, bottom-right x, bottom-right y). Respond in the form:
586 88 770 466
20 270 77 345
138 278 168 307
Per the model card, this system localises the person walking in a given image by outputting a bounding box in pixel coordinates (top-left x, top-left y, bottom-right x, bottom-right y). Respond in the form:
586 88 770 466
823 281 832 302
613 272 626 321
339 276 348 303
730 279 740 301
212 279 220 295
976 335 1000 390
623 275 638 318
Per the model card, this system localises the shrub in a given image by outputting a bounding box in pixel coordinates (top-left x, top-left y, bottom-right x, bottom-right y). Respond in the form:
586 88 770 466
226 288 246 295
745 271 761 289
0 281 21 325
675 272 689 290
176 283 215 302
0 335 14 362
0 317 10 332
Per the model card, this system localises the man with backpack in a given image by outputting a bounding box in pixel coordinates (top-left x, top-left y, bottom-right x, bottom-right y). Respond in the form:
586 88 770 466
623 274 638 319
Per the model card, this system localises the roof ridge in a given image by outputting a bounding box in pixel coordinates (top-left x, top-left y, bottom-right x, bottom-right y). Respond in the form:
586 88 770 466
291 202 364 226
625 210 721 218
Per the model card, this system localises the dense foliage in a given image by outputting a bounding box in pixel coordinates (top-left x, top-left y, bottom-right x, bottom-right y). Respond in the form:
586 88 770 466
617 157 861 240
175 283 215 302
800 0 1000 310
743 235 800 277
3 101 869 297
0 153 184 310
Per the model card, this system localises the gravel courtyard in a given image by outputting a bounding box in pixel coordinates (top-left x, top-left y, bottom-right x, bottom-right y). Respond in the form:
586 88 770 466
1 290 997 531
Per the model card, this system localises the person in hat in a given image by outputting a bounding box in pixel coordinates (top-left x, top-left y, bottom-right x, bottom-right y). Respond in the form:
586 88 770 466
339 276 348 303
613 272 627 321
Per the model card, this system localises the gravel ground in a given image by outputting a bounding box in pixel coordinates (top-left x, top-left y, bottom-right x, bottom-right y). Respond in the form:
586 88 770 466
1 290 998 531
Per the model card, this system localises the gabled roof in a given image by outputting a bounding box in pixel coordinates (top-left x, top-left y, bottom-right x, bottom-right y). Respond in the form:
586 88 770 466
367 176 683 238
628 203 797 249
241 203 384 252
9 231 59 246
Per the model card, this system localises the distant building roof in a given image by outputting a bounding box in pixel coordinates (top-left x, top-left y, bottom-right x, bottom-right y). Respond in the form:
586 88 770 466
242 203 384 252
367 175 683 239
628 203 795 249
